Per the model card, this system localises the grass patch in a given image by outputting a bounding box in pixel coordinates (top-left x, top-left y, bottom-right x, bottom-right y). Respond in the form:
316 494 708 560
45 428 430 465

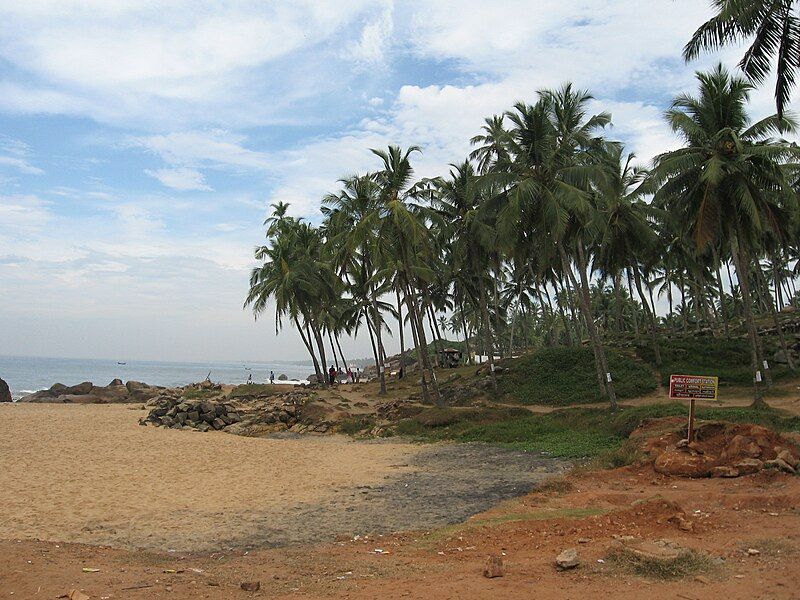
500 346 657 406
338 416 375 435
182 388 221 400
636 336 791 387
393 402 800 460
607 546 717 580
229 383 280 399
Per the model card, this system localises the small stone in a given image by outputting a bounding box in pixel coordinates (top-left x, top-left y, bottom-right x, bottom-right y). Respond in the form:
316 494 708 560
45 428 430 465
556 548 580 570
694 575 711 584
240 581 261 592
482 555 504 578
577 537 591 544
746 548 760 556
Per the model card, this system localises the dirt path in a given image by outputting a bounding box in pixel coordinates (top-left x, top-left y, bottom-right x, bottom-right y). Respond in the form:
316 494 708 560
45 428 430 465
3 466 797 599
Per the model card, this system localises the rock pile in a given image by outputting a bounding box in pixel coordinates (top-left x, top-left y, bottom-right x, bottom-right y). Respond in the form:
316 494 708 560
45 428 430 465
636 419 800 478
20 380 164 404
140 397 243 432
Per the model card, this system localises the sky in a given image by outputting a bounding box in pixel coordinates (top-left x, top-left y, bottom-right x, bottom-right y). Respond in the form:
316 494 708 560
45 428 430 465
0 1 783 362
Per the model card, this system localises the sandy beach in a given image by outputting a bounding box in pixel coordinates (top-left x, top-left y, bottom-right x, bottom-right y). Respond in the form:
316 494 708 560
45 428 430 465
0 404 422 550
0 403 563 552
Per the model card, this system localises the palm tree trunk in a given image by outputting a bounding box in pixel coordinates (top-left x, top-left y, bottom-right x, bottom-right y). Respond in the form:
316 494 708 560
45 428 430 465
757 263 796 372
328 330 340 371
406 302 431 403
369 297 388 395
633 267 662 366
396 286 406 377
679 272 689 332
613 272 625 334
458 296 473 364
478 275 498 393
627 269 642 343
365 315 381 380
729 234 767 406
406 285 443 406
562 244 616 408
311 321 329 381
334 334 349 375
295 316 323 384
425 301 442 367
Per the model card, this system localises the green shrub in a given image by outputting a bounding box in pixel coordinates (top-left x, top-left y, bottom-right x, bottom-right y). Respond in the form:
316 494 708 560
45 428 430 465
338 416 375 435
229 383 279 399
500 346 657 406
636 337 791 387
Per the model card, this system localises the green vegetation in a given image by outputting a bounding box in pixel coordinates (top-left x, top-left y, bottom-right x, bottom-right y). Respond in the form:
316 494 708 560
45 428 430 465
337 416 376 435
500 347 657 406
636 337 791 387
394 403 800 460
229 383 280 399
182 388 222 400
607 546 717 580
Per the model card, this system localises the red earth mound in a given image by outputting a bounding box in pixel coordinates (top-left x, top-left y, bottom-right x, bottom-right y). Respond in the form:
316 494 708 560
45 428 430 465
633 418 800 478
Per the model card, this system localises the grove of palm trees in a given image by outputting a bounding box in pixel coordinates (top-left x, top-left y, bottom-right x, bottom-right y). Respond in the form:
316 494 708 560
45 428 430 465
248 57 800 411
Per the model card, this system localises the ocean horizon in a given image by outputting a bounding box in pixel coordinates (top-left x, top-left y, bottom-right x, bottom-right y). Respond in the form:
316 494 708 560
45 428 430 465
0 355 314 400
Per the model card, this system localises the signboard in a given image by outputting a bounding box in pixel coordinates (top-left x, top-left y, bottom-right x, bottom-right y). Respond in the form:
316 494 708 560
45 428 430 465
669 374 718 443
669 374 718 401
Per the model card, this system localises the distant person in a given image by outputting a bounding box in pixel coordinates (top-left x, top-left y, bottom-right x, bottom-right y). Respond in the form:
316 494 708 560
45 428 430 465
247 373 252 385
356 367 361 383
270 370 275 384
347 367 354 383
328 366 336 385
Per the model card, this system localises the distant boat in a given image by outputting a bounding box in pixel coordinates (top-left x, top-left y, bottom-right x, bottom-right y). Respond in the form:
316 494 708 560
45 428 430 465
117 362 127 365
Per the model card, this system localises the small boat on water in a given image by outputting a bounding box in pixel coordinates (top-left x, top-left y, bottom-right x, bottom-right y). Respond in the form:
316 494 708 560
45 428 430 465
117 362 127 365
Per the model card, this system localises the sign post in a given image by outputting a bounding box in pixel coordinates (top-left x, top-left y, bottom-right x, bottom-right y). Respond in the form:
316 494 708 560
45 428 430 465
668 374 718 443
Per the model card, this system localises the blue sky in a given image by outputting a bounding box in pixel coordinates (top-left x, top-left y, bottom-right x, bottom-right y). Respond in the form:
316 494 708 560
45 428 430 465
0 1 780 362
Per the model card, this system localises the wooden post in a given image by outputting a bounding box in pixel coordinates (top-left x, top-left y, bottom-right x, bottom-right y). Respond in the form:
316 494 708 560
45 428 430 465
687 398 696 443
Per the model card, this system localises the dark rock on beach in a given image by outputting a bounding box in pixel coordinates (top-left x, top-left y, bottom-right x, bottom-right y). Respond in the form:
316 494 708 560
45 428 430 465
0 378 11 402
19 380 163 404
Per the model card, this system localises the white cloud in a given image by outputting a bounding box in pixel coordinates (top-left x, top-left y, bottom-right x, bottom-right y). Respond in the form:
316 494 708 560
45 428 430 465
343 5 394 67
144 167 212 191
133 130 272 171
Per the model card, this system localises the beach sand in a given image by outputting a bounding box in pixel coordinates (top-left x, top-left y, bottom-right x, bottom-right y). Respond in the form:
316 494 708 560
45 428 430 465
0 403 422 551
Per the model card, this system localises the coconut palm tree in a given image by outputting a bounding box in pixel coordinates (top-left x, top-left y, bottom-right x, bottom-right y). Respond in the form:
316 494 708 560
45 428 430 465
650 63 799 405
685 0 800 118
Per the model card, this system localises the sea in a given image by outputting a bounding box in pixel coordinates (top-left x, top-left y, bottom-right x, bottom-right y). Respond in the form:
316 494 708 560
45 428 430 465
0 355 314 400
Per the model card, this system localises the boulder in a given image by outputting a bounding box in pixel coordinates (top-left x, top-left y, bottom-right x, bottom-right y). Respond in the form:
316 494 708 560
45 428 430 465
108 378 124 386
764 458 796 474
65 382 93 395
483 555 504 578
735 458 763 475
555 548 579 570
212 418 226 430
654 449 716 478
711 466 739 478
49 383 68 395
777 449 799 470
0 378 11 402
613 538 690 563
278 374 288 381
126 380 148 392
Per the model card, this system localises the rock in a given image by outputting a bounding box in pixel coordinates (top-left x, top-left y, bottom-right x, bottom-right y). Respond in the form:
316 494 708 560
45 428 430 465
746 548 760 556
125 380 150 392
773 349 790 364
764 458 796 474
67 590 90 600
49 383 68 395
65 381 93 395
212 418 226 430
197 422 211 432
613 538 689 562
0 378 11 402
483 555 504 578
240 581 260 592
711 466 739 478
777 449 799 470
201 411 215 423
734 458 763 475
278 373 288 380
555 548 580 570
654 449 715 478
108 378 124 386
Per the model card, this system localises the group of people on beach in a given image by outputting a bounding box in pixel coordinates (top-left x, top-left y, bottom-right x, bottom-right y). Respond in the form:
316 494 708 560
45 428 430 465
328 365 360 385
246 368 361 385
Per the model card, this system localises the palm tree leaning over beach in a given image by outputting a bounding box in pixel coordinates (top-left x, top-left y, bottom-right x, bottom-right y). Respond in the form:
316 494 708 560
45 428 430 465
685 0 800 119
650 63 800 406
